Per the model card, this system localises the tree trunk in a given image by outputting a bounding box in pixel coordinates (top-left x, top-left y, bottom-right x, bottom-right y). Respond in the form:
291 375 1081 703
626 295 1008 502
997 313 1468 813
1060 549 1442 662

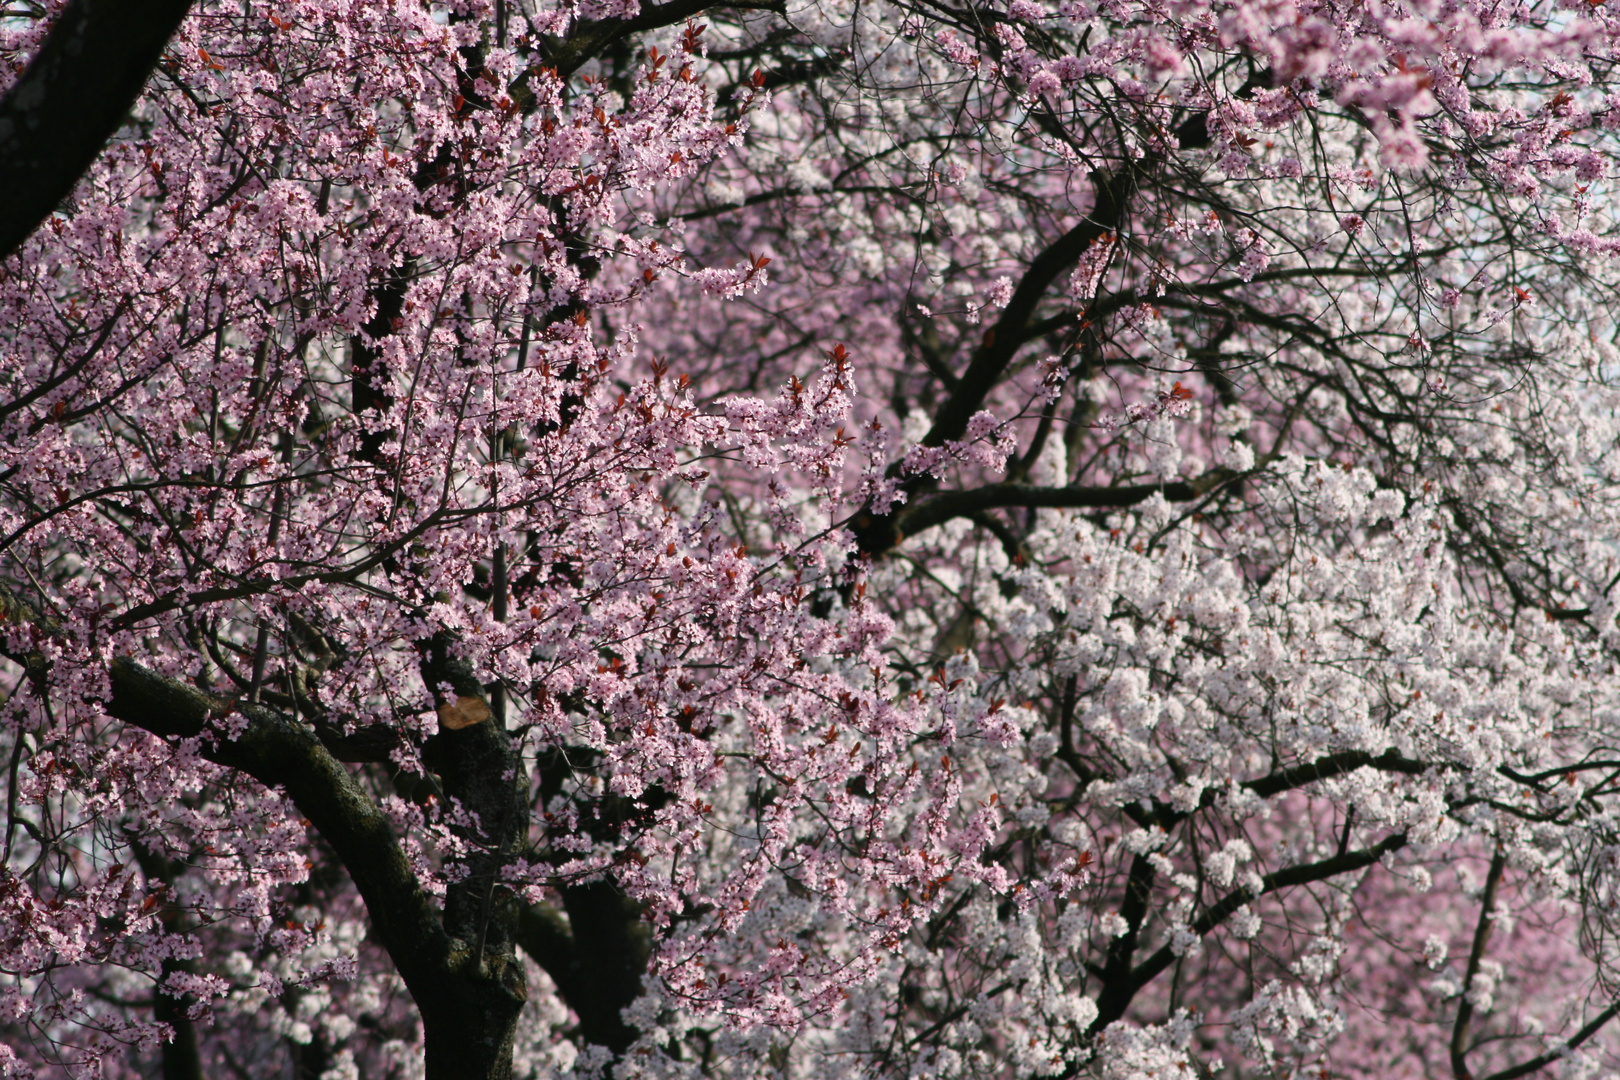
418 956 528 1080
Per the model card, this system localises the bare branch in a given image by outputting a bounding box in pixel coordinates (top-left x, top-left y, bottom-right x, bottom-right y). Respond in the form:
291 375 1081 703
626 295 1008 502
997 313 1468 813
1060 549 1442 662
924 169 1135 451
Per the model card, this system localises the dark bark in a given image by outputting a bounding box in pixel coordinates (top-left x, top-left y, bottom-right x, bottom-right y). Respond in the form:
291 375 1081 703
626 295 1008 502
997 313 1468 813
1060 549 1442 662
512 744 655 1053
559 883 651 1051
1480 999 1620 1080
350 261 413 463
152 968 205 1080
1119 832 1410 1009
530 0 786 80
1091 852 1157 1032
129 843 206 1080
1451 848 1506 1080
882 471 1241 547
418 633 530 985
1025 832 1416 1080
104 658 527 1080
852 168 1136 556
0 0 194 260
515 885 652 1053
1223 748 1429 806
920 168 1135 450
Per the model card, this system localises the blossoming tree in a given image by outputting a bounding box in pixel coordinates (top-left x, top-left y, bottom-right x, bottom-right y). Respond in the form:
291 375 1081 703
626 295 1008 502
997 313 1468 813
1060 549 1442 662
8 0 1620 1076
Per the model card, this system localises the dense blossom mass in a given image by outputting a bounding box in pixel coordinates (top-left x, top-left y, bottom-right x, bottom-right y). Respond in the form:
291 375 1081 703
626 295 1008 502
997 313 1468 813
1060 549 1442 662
7 0 1620 1076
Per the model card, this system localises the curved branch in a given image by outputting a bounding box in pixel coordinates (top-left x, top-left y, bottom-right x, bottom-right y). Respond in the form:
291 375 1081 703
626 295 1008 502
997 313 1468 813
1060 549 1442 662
1112 831 1410 1024
922 168 1134 451
104 658 452 990
1091 851 1157 1031
850 169 1136 556
105 657 529 1079
1210 747 1429 813
0 0 194 260
514 884 651 1051
1482 999 1620 1080
534 0 786 80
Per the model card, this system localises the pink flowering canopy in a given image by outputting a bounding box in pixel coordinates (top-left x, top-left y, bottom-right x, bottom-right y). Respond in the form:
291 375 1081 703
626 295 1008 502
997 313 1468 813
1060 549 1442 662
8 0 1620 1076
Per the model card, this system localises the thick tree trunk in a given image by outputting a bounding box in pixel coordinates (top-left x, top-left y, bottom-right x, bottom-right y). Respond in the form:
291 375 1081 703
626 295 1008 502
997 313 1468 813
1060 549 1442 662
413 640 534 1079
154 957 205 1080
129 842 206 1080
419 960 528 1080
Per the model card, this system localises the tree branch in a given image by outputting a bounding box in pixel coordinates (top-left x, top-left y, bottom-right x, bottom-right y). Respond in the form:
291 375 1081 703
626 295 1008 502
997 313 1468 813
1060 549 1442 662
535 0 786 80
557 881 652 1051
104 658 453 993
1202 747 1430 815
1481 999 1620 1080
923 168 1134 450
0 0 194 260
891 469 1241 543
516 902 583 997
1452 848 1507 1080
416 632 529 964
128 840 206 1080
1117 832 1409 1017
1092 851 1157 1031
851 168 1135 556
106 657 531 1078
513 884 651 1053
